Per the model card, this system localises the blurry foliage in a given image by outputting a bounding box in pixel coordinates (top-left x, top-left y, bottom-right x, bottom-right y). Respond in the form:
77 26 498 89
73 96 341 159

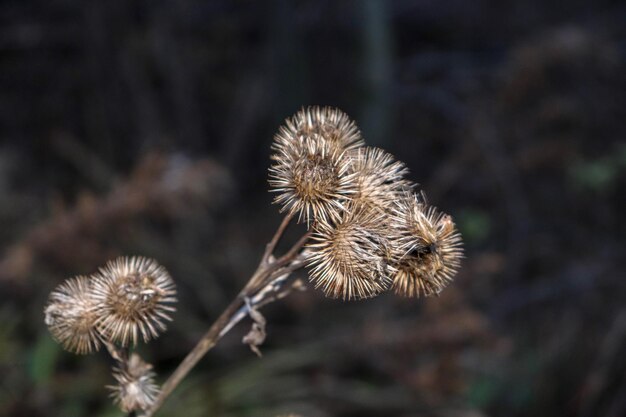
569 144 626 192
457 209 491 245
28 333 60 386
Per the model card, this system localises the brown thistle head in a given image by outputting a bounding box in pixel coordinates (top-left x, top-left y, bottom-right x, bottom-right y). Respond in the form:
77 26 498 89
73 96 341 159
275 106 365 153
44 275 101 354
108 353 159 413
306 205 395 300
348 146 411 211
390 194 463 297
269 136 357 224
91 256 177 346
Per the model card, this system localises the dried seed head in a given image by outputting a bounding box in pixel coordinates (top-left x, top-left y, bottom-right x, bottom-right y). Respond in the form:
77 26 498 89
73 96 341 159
306 206 394 300
349 147 411 211
275 106 364 153
92 256 176 346
390 194 463 297
108 354 159 413
269 137 357 224
44 276 101 354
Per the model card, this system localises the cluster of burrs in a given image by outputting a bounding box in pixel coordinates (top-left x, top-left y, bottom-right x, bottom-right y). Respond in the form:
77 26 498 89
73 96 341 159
44 256 176 412
43 106 463 416
269 106 463 300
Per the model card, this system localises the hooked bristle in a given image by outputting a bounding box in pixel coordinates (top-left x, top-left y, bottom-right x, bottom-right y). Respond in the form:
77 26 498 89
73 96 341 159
348 146 412 211
91 256 177 346
389 194 463 297
44 275 101 354
108 353 160 413
269 135 358 224
306 205 395 300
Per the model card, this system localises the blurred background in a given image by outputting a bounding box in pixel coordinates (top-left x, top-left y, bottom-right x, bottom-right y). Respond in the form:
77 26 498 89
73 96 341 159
1 1 625 416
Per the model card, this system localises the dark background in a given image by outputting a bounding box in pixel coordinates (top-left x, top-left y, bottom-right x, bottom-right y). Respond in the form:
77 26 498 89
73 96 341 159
0 1 625 416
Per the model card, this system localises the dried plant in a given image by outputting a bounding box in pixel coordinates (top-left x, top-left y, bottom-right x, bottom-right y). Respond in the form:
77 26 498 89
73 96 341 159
108 354 160 413
275 106 364 153
349 146 411 211
390 194 463 297
91 256 177 346
0 153 231 284
306 205 395 300
43 257 174 413
269 135 357 224
44 106 463 416
44 275 101 354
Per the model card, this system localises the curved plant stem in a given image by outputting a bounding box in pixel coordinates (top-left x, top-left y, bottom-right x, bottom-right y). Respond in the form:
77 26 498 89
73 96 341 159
274 229 312 268
142 214 310 417
262 211 295 265
103 339 127 364
143 295 243 416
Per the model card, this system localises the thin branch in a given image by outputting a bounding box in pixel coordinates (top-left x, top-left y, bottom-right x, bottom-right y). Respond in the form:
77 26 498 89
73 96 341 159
242 217 309 297
220 275 286 339
254 277 306 310
142 215 310 417
267 254 308 283
144 296 243 416
103 339 127 365
220 261 304 338
273 229 312 269
262 211 294 265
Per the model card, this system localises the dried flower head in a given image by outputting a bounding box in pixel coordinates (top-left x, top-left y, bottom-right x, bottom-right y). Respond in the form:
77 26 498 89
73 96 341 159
269 137 357 223
306 206 395 300
44 276 101 354
108 353 159 413
92 256 176 346
391 195 463 297
349 147 411 211
275 106 364 153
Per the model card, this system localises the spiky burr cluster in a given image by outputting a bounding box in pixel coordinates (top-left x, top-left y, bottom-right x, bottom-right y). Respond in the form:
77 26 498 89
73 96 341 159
44 276 101 354
108 354 160 412
44 257 175 413
269 106 463 300
92 257 177 346
44 256 176 354
44 105 464 416
307 206 394 299
391 193 463 297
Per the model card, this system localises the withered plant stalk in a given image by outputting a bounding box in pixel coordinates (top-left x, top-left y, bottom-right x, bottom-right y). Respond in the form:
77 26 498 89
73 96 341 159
143 211 311 417
44 106 464 417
